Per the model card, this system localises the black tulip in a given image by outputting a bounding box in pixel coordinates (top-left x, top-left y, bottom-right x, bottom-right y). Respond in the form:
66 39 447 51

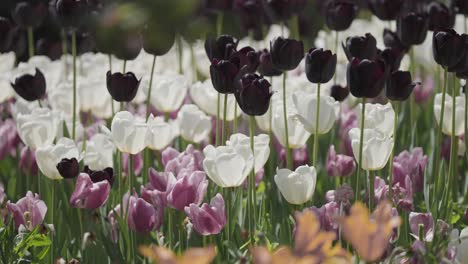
55 0 88 29
383 29 409 53
342 33 378 61
454 0 468 15
427 1 455 31
270 37 304 71
113 33 142 61
305 48 337 84
448 35 468 74
205 35 238 62
378 48 405 73
210 57 241 94
57 158 80 179
235 73 272 116
143 27 175 56
257 49 282 77
347 58 386 98
396 12 429 46
36 38 63 60
330 84 350 102
368 0 404 20
432 29 466 69
234 0 265 31
386 71 418 101
106 71 140 102
84 166 114 185
267 0 307 21
11 68 46 101
11 1 47 29
0 17 15 52
236 46 260 73
324 0 357 31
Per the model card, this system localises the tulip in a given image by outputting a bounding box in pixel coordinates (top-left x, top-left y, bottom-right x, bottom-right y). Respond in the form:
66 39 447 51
84 166 115 186
142 25 175 56
434 93 465 136
349 128 394 170
54 0 87 29
11 68 46 102
427 1 455 31
84 133 115 171
146 114 179 151
357 103 395 137
204 35 238 62
256 49 282 76
386 71 417 101
111 111 148 154
0 119 19 160
274 165 317 205
432 29 465 69
450 228 468 264
20 146 38 175
143 74 188 113
233 0 264 32
347 58 386 98
378 47 405 73
367 0 403 20
235 73 272 116
305 48 337 84
166 171 208 211
185 193 226 236
397 12 429 46
162 145 204 178
70 173 111 209
393 147 428 192
454 0 468 15
7 191 47 231
409 212 434 241
11 1 47 29
209 57 242 94
330 84 350 102
56 158 79 179
142 169 174 206
177 104 212 144
279 146 309 169
271 101 311 148
255 107 271 132
106 71 141 103
414 76 433 104
36 138 81 180
292 91 339 134
324 0 357 31
0 183 5 205
124 192 163 233
190 80 240 120
310 201 340 232
0 17 14 52
123 152 143 177
270 37 304 71
203 143 254 188
326 145 355 177
267 0 306 21
236 46 260 73
383 29 409 53
342 33 378 61
226 133 270 173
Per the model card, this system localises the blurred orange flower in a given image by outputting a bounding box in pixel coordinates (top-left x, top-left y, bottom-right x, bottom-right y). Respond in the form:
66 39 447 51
139 244 216 264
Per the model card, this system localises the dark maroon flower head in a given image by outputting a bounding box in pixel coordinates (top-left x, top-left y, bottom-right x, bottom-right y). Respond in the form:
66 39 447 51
84 166 114 186
106 71 140 102
342 33 378 61
113 33 142 61
432 29 466 69
396 12 429 46
347 57 386 98
0 17 15 52
234 0 264 31
305 48 337 84
324 0 357 31
11 1 47 29
383 29 409 53
378 47 405 73
257 49 282 76
210 57 241 94
11 68 46 102
36 38 63 60
204 0 233 11
236 46 260 73
235 73 272 116
448 34 468 74
55 0 88 29
270 37 304 71
330 84 350 102
267 0 307 21
368 0 404 20
205 35 238 62
454 0 468 15
386 71 418 101
426 1 455 31
142 25 175 56
57 158 80 179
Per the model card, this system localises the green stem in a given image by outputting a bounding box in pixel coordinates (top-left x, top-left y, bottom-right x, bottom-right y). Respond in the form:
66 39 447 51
61 29 68 56
72 31 77 140
216 94 221 146
388 102 399 200
118 150 123 207
177 36 183 74
167 209 173 249
249 116 256 244
146 56 157 121
50 180 56 263
216 12 224 36
233 104 238 133
312 83 321 167
27 27 34 58
433 68 447 200
333 31 339 84
449 76 457 203
128 154 135 261
222 94 228 144
465 84 468 158
282 73 292 169
123 60 127 73
369 170 374 211
409 48 416 146
355 99 366 201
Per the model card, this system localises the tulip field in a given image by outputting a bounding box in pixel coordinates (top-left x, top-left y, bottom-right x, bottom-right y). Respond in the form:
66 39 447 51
2 0 468 263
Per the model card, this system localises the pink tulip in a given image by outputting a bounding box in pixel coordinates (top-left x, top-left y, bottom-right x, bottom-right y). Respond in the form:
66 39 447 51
166 171 208 211
184 193 226 236
70 173 111 209
326 145 355 177
20 146 38 175
7 191 47 230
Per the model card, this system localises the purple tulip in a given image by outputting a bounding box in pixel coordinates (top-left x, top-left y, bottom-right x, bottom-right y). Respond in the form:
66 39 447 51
409 212 434 241
184 193 226 236
126 193 163 233
326 145 355 177
123 152 143 177
326 184 354 207
279 146 309 169
7 191 47 230
392 175 414 212
162 145 204 179
141 168 174 207
0 183 5 205
70 173 111 209
0 119 19 160
393 147 428 192
413 76 434 104
373 176 389 206
309 201 340 232
20 146 38 175
339 106 358 156
166 171 208 211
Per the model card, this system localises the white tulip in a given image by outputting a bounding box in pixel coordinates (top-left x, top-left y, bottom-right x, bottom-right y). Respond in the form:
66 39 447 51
292 90 339 134
255 106 271 132
16 108 62 149
49 82 81 117
111 111 148 154
271 100 311 149
36 138 80 180
434 93 465 136
0 52 16 103
349 128 394 171
450 228 468 264
177 104 212 144
84 133 115 170
189 80 240 120
226 133 270 173
146 114 179 151
274 165 317 205
357 103 395 137
203 144 254 187
79 78 113 119
143 74 188 113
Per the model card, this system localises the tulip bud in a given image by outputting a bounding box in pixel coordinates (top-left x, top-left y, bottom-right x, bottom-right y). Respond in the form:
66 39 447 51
166 171 208 211
368 0 404 20
274 165 317 205
378 47 405 73
454 0 468 15
256 49 282 76
349 128 394 170
11 1 47 29
267 0 307 21
177 104 212 144
235 73 272 116
397 12 429 46
236 46 260 73
383 29 409 52
84 166 115 186
432 29 466 69
106 71 140 102
55 0 87 29
330 84 350 102
185 193 226 236
142 25 175 56
57 157 79 179
342 33 378 61
347 58 386 98
11 68 46 102
205 35 238 62
209 57 241 94
234 0 264 31
126 193 163 233
270 37 304 71
305 48 337 84
426 1 455 31
326 145 355 177
324 0 357 31
70 173 111 209
0 17 14 52
111 111 148 154
386 71 418 101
